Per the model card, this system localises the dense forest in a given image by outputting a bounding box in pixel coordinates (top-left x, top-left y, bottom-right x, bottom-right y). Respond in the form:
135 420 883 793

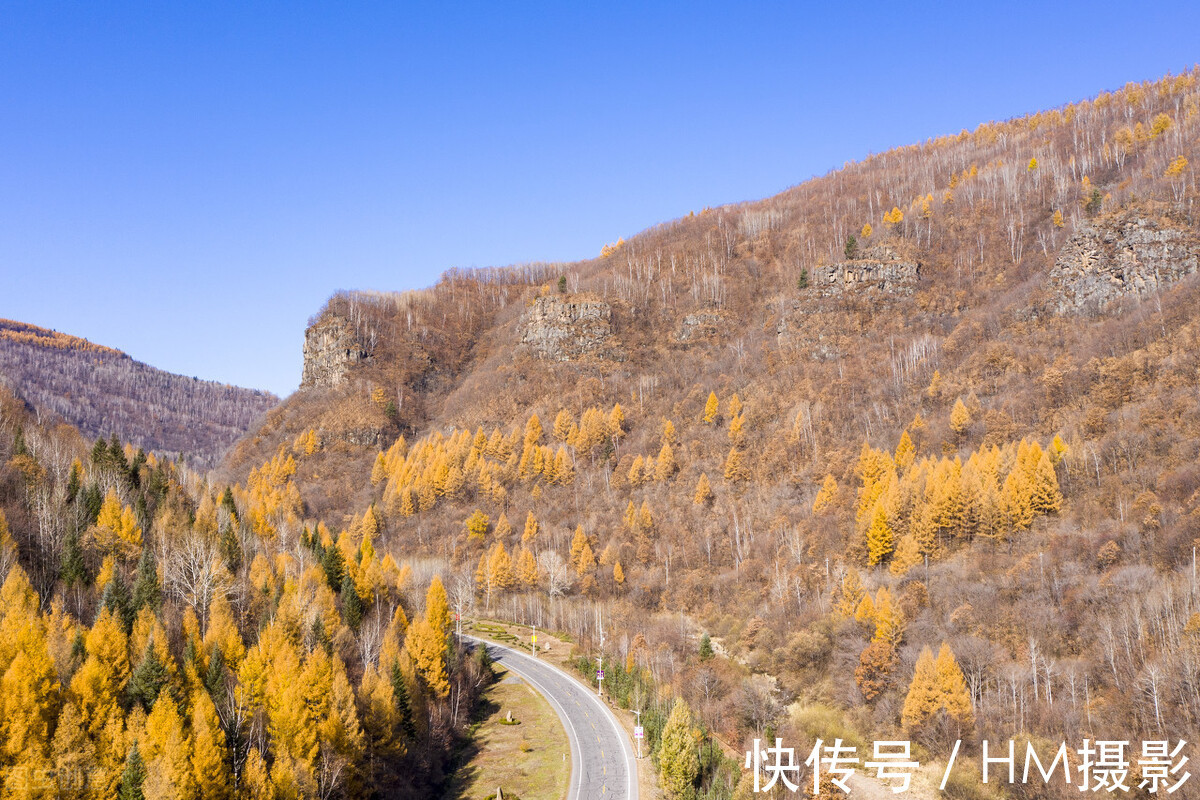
218 71 1200 798
0 319 277 468
0 385 494 798
4 69 1200 799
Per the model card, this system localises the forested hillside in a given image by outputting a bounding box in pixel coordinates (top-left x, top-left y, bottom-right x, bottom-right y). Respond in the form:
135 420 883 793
4 69 1200 800
0 319 278 467
221 71 1200 798
0 385 489 799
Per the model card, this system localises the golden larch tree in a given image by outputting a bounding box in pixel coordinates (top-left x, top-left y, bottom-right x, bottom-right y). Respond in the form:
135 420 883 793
191 688 231 800
424 576 451 642
894 431 916 472
516 547 539 589
1029 452 1063 514
950 398 971 438
723 447 748 484
901 647 940 731
522 511 539 548
608 403 626 439
465 509 490 543
872 588 904 647
142 695 196 800
866 503 894 566
935 643 974 727
552 409 574 440
569 526 589 569
661 418 677 447
403 615 448 699
654 442 677 481
832 568 865 617
812 474 838 514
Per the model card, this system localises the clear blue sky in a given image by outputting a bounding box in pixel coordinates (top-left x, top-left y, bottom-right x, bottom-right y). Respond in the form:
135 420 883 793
1 2 1197 398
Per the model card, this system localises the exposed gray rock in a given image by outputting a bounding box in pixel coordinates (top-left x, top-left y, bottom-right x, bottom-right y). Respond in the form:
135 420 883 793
675 310 726 343
1049 212 1199 313
809 246 920 296
519 295 623 361
301 315 371 388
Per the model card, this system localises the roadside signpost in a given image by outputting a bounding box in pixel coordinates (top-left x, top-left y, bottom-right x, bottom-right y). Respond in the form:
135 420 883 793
597 618 605 697
633 710 643 758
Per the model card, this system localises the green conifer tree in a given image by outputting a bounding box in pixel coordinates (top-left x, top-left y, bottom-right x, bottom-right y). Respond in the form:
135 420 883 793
659 698 699 800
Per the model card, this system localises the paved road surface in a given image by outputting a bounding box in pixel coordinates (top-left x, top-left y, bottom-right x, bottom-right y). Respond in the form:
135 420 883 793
464 635 638 800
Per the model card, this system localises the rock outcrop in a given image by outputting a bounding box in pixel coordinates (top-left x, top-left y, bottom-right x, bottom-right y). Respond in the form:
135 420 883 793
1049 211 1199 313
519 295 623 362
675 310 727 343
301 315 371 388
809 246 920 297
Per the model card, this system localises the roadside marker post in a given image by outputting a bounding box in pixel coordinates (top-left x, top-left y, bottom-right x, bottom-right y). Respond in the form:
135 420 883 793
633 710 643 759
597 622 605 697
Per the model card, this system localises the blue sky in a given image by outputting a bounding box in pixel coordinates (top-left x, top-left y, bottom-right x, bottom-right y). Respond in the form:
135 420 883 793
1 2 1198 398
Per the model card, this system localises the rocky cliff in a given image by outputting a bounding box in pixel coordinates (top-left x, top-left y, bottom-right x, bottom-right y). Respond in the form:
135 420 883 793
301 315 372 388
810 246 920 297
519 295 623 362
1049 209 1199 313
675 309 727 343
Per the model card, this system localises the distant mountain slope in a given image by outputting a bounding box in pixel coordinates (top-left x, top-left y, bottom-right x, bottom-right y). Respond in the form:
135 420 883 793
0 319 278 466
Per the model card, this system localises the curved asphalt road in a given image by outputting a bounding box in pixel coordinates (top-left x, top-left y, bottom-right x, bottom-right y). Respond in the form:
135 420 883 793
464 635 638 800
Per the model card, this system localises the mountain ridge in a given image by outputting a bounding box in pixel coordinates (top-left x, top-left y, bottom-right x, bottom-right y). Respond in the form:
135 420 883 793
0 317 279 467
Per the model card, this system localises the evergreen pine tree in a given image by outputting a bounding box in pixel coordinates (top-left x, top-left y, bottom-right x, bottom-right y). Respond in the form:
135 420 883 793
66 461 81 503
204 646 226 699
128 641 168 711
221 521 242 573
118 742 146 800
342 573 364 630
390 660 416 739
83 485 103 525
61 528 89 588
101 570 134 632
321 544 346 591
132 546 161 613
109 434 127 473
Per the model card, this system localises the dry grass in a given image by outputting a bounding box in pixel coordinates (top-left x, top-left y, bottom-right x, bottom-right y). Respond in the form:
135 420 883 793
451 663 571 800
